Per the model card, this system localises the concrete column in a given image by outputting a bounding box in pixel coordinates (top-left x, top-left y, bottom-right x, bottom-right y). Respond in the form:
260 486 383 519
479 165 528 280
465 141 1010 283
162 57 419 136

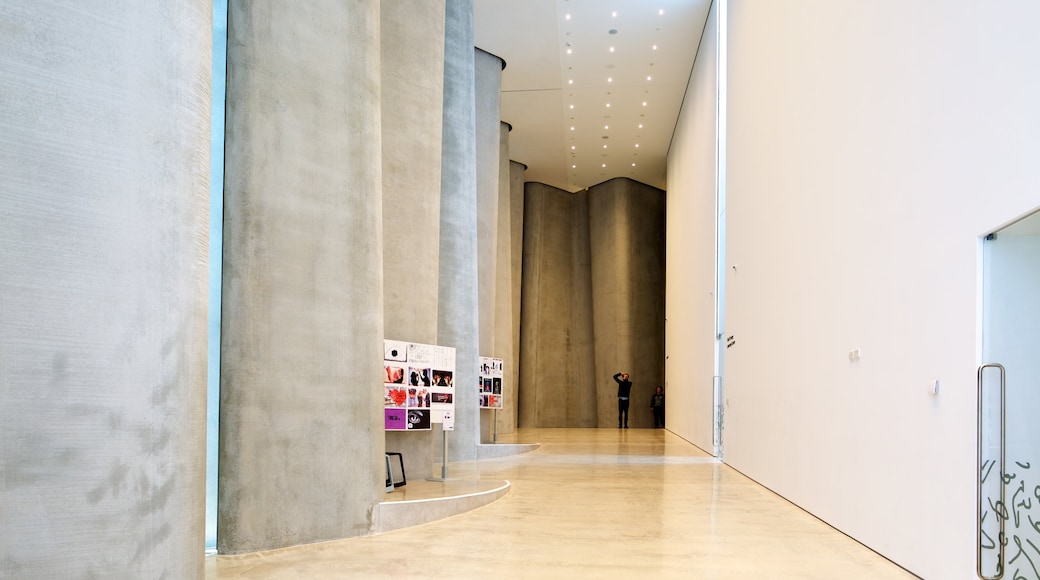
475 49 504 360
475 49 503 443
518 183 597 427
439 0 480 460
504 160 527 434
0 3 210 577
588 178 666 429
490 124 515 437
219 0 384 553
381 0 446 481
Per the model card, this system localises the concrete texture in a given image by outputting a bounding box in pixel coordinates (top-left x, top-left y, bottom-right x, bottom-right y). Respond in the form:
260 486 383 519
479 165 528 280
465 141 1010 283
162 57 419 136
381 0 446 482
519 183 598 427
519 179 665 428
374 481 510 533
475 49 504 360
0 3 211 577
439 0 481 461
588 178 666 429
503 160 527 435
475 49 503 444
489 123 516 439
219 0 385 553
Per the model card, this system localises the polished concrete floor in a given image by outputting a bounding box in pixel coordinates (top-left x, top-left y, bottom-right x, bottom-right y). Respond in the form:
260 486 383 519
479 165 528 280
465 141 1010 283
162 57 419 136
207 428 916 579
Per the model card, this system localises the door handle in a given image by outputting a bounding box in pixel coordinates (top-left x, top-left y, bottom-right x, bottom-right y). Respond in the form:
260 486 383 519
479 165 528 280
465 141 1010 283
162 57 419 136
977 363 1006 580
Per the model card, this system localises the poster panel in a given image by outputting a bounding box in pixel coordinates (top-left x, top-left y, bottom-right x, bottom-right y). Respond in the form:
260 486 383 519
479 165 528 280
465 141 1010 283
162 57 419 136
479 356 504 409
384 339 455 430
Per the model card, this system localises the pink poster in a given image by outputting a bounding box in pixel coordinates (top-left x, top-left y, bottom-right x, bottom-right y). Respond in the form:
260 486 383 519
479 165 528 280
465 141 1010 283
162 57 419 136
385 408 407 430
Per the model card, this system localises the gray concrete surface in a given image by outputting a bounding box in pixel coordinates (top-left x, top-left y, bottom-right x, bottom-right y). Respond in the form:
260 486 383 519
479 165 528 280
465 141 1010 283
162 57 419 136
0 3 210 577
589 179 666 429
518 179 665 428
476 49 504 360
219 0 385 553
490 123 516 439
475 49 503 444
438 0 481 461
503 160 527 435
381 0 446 482
519 183 598 427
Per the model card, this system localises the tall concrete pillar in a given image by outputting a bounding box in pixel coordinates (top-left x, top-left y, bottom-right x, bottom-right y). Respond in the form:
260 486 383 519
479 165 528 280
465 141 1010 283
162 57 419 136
504 160 527 434
0 3 210 577
589 178 666 429
476 49 504 358
474 50 504 443
439 0 480 460
491 124 515 437
381 0 446 481
219 0 384 553
518 184 597 427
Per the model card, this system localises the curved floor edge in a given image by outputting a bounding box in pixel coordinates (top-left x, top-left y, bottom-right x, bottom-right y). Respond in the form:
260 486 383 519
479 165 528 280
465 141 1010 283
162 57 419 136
373 480 511 534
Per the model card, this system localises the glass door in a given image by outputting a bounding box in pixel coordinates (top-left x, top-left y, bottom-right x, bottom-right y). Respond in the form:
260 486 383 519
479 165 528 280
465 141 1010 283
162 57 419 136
978 210 1040 579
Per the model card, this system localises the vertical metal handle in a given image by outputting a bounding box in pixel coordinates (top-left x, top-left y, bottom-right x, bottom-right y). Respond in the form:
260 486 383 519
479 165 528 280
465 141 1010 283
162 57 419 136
977 363 1006 580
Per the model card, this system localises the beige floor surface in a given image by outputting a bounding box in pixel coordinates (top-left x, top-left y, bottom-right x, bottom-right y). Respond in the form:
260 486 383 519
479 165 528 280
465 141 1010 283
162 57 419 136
206 428 917 579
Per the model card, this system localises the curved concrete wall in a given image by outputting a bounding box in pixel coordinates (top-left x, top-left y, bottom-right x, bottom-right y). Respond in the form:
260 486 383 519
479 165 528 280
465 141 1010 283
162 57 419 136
476 50 503 358
0 3 210 577
475 50 503 443
519 183 598 427
489 125 516 438
519 179 665 428
502 160 527 434
381 0 446 482
439 0 480 461
588 179 666 429
219 0 385 553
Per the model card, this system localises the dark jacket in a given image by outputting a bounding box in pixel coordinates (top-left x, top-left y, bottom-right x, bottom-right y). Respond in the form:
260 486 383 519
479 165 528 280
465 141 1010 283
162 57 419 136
613 373 633 398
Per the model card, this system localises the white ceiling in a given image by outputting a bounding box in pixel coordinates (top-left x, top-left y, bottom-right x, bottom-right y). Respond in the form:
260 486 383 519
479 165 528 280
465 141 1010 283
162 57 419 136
474 0 713 193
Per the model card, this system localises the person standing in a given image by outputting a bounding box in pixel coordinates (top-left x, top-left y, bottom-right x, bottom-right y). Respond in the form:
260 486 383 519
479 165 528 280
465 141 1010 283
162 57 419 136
650 386 665 428
613 372 633 428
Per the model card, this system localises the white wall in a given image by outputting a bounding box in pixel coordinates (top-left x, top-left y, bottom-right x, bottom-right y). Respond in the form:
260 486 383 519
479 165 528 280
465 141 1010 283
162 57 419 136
669 1 1040 577
665 1 718 453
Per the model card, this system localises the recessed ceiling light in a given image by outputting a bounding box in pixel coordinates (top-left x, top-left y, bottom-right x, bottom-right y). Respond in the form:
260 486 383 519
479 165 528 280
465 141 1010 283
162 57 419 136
566 13 571 20
647 76 652 81
635 144 640 148
570 126 575 131
572 164 576 168
607 77 613 83
604 125 609 130
659 9 664 15
642 101 647 106
652 44 658 50
570 104 574 109
602 164 607 168
603 144 608 149
609 46 615 52
568 79 573 84
612 11 618 18
571 146 576 150
632 163 636 167
638 124 643 128
567 48 573 54
606 103 611 108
